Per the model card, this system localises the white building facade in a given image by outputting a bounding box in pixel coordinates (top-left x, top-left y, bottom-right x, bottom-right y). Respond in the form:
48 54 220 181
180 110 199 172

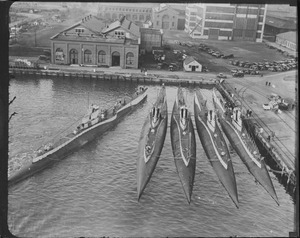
183 56 202 72
185 3 267 42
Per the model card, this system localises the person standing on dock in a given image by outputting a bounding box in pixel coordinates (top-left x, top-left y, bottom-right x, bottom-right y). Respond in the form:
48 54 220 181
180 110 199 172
266 81 268 86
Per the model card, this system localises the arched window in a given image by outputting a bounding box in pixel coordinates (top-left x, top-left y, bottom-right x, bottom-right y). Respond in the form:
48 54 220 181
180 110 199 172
98 50 106 64
70 49 78 64
55 48 64 61
84 49 92 64
126 52 134 65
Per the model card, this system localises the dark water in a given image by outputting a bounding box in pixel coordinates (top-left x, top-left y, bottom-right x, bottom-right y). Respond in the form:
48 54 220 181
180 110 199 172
8 77 294 237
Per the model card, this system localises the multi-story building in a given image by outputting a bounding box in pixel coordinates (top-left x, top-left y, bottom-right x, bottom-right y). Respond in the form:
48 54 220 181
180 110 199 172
97 3 159 26
140 28 163 53
185 3 267 42
50 15 140 69
152 4 186 30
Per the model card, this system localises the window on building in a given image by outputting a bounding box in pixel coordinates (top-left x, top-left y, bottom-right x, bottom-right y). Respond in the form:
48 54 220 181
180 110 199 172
139 14 144 21
70 49 78 64
172 22 175 27
189 65 192 68
55 48 64 61
84 49 92 63
75 28 85 33
157 21 159 26
98 50 106 63
126 52 134 65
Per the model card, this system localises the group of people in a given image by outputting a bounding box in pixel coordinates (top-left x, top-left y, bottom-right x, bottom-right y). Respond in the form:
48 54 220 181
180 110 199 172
265 81 271 86
135 86 146 95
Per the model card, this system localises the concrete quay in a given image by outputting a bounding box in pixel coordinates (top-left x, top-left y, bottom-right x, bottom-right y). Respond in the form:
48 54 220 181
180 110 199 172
218 70 297 197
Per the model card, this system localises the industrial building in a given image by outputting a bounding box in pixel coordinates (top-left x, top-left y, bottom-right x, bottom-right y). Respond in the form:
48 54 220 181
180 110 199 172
140 28 163 53
152 4 186 30
97 3 159 27
50 15 140 68
263 16 297 42
185 3 267 42
275 31 297 52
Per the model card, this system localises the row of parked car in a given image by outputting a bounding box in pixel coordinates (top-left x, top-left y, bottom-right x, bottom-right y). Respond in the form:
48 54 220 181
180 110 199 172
198 44 234 59
229 59 297 72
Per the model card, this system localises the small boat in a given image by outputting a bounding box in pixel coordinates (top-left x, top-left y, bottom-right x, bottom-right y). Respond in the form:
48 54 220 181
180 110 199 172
212 87 279 205
170 87 196 204
137 86 168 200
8 87 148 186
194 90 238 208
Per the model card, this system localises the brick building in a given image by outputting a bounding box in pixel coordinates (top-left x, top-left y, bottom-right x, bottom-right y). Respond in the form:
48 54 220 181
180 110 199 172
50 15 140 69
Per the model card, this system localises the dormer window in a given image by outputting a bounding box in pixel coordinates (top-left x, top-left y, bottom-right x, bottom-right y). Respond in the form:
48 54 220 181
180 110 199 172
75 28 85 33
114 31 125 36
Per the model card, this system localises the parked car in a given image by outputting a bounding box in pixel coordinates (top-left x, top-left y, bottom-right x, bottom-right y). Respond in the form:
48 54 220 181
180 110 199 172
217 73 227 79
263 104 271 110
233 71 244 77
222 54 234 59
169 63 178 71
38 55 50 61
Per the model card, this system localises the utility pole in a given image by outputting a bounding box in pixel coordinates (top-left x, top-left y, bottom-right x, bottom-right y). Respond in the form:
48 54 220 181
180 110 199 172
14 25 17 43
34 27 37 47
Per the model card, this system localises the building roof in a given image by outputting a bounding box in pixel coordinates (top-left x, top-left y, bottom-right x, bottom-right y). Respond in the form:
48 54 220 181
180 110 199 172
276 31 297 44
99 2 159 8
52 34 126 44
153 5 179 15
81 15 107 33
140 28 162 35
184 56 199 65
265 16 297 30
51 15 108 40
102 16 140 37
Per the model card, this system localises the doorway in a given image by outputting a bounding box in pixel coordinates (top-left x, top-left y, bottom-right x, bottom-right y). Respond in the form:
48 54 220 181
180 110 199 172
112 51 120 66
70 49 78 64
192 66 196 71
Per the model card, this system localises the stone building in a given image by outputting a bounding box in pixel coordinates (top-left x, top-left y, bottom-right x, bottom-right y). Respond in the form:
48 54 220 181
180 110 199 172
185 3 267 42
152 4 186 30
50 15 140 69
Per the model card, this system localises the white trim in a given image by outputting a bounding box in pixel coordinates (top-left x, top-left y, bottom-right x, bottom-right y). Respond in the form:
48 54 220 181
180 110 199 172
205 19 233 23
226 120 262 168
195 95 228 169
173 114 191 167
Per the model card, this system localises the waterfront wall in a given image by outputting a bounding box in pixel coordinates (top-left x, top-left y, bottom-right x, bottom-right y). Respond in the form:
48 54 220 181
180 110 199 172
9 68 217 88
